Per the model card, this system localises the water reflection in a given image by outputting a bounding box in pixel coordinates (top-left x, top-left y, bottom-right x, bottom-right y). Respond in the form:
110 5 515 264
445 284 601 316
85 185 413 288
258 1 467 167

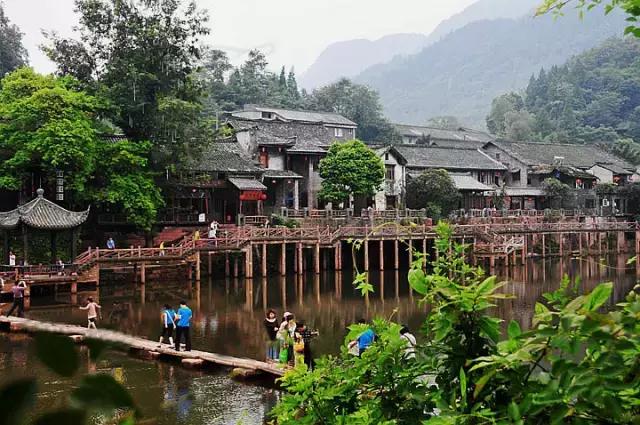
2 256 636 424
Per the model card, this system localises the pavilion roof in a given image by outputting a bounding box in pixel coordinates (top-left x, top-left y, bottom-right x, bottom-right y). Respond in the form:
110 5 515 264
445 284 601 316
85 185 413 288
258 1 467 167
0 189 90 230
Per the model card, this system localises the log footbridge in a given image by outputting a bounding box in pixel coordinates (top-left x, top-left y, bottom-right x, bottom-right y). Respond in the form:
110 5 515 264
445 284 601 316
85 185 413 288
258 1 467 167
0 315 284 378
5 221 640 289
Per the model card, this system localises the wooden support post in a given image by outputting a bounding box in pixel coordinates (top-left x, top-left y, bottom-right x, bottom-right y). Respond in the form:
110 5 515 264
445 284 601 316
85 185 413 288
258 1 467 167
617 231 625 253
225 252 230 276
598 233 603 256
542 234 546 258
422 238 427 270
408 239 413 264
297 243 303 275
559 233 564 257
314 243 320 274
195 251 201 282
261 243 267 277
208 253 212 274
364 239 369 272
394 239 399 270
379 241 384 271
233 256 239 278
280 243 286 276
245 246 253 279
579 232 583 254
140 262 146 284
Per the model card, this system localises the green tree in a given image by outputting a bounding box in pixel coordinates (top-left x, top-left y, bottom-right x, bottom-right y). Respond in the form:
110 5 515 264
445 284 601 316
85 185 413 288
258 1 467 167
318 140 384 205
271 222 640 424
0 4 28 76
0 68 162 230
486 92 527 136
405 169 461 219
304 78 399 143
538 0 640 36
43 0 210 166
542 177 573 208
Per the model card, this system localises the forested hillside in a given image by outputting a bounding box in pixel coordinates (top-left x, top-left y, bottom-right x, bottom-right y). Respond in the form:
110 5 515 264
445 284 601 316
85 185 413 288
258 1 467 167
487 37 640 163
356 8 627 127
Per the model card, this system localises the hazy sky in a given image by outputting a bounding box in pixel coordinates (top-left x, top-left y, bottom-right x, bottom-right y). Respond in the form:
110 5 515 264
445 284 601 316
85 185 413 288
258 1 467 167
4 0 475 75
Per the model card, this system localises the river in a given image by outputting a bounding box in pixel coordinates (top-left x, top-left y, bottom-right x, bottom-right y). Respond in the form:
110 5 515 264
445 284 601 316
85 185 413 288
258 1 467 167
0 255 636 424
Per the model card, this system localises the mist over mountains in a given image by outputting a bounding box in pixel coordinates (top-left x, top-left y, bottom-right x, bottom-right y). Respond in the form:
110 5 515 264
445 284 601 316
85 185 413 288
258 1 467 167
299 0 541 90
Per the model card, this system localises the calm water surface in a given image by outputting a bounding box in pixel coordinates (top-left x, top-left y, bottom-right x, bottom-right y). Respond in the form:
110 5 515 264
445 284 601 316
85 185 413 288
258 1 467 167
0 255 636 424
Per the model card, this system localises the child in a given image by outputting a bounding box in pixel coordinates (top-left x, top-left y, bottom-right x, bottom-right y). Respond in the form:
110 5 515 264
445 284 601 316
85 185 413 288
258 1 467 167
80 297 101 329
264 309 279 361
159 304 176 347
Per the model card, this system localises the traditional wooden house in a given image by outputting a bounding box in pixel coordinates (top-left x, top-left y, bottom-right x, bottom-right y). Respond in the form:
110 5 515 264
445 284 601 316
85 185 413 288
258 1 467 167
373 146 407 210
393 124 493 147
482 140 637 210
392 145 506 210
224 105 357 210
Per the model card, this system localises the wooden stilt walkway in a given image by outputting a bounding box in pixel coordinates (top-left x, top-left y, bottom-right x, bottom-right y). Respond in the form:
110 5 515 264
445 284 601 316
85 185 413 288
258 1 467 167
0 316 284 378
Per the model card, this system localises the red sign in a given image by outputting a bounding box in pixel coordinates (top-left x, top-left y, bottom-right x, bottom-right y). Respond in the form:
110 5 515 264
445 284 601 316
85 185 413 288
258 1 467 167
239 191 267 201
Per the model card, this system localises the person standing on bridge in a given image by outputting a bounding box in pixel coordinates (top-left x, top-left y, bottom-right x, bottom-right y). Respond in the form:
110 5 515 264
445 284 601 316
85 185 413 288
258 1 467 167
5 280 27 317
80 297 101 329
209 220 218 239
174 301 192 351
264 309 279 361
106 237 116 250
159 304 176 347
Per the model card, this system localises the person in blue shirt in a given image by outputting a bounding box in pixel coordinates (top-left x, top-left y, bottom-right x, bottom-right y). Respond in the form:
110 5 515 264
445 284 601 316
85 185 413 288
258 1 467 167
158 304 176 347
174 301 192 351
349 318 376 356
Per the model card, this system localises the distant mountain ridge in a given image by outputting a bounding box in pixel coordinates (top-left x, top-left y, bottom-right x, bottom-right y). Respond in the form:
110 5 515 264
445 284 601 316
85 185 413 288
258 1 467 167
355 8 628 128
299 0 541 90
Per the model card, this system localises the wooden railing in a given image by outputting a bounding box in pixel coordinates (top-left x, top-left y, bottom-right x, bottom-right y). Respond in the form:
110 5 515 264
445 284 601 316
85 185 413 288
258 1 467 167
452 208 602 219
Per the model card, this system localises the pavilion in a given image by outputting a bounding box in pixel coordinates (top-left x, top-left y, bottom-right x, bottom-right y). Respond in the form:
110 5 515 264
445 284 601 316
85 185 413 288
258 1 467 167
0 189 89 265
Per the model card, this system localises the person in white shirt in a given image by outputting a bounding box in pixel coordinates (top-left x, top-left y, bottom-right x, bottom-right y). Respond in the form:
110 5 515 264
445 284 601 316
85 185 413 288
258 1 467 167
80 297 102 329
400 325 417 360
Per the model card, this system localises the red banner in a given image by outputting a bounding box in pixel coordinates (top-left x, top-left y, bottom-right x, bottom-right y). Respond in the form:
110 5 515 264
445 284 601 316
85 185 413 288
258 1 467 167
240 191 267 201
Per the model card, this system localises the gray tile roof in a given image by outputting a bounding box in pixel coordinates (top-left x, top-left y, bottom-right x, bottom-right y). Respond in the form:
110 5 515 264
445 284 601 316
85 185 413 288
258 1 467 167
185 140 262 173
263 169 303 179
595 163 632 175
0 189 90 230
236 105 357 127
256 133 297 146
449 173 495 191
394 123 494 143
394 145 506 171
489 141 635 171
228 177 267 191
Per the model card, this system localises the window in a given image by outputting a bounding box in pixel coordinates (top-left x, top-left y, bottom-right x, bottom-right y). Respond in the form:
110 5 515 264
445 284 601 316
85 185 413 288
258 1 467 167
385 153 390 160
495 153 501 160
385 165 395 180
334 127 344 137
259 150 269 168
261 112 274 119
312 158 320 171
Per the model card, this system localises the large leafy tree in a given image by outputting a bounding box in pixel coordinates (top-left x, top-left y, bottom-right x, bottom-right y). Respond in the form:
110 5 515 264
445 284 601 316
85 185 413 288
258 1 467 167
405 169 461 219
43 0 210 166
0 4 28 76
318 140 384 205
0 68 162 230
304 78 398 143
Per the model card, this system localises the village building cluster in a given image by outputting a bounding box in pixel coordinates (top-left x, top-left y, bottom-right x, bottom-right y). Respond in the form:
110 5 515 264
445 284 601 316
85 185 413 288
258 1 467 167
92 104 638 226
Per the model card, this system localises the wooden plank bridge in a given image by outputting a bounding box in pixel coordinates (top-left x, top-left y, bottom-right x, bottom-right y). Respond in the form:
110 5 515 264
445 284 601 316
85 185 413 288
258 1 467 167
0 315 284 378
2 221 639 287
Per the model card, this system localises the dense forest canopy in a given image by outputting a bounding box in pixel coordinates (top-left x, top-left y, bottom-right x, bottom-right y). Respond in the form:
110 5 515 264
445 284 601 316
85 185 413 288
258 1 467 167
487 37 640 163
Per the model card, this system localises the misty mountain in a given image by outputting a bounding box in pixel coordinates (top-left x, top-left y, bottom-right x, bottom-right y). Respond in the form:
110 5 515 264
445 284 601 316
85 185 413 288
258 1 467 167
424 0 539 45
299 34 428 90
299 0 540 90
356 9 628 128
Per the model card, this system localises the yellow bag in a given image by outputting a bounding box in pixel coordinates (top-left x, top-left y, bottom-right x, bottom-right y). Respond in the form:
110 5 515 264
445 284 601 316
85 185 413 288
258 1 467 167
294 341 304 353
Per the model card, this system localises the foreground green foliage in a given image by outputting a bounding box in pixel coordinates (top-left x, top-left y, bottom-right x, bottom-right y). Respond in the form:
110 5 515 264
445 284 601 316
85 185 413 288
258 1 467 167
271 222 640 424
318 140 385 205
0 333 136 425
538 0 640 36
